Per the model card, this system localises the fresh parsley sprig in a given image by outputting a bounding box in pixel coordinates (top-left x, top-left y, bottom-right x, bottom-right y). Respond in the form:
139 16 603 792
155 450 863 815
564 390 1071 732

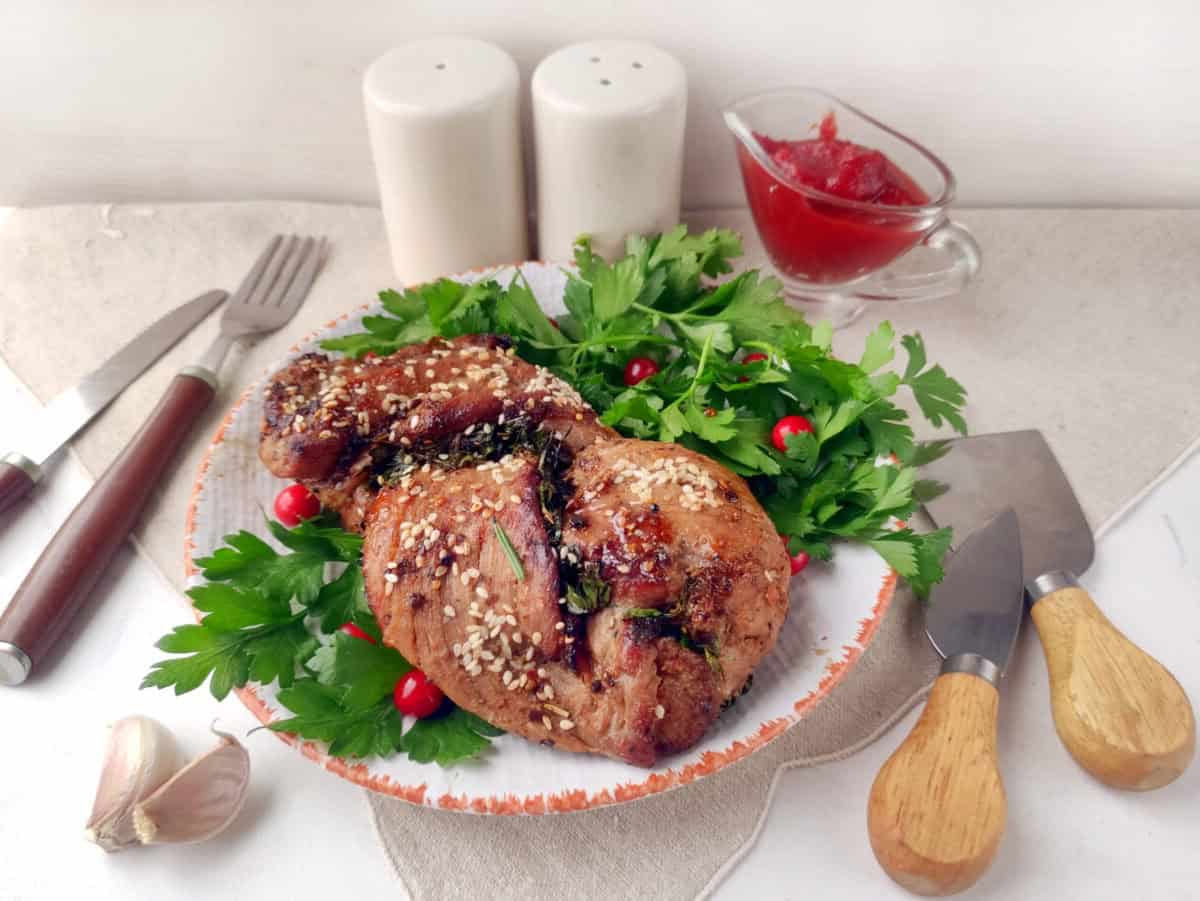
142 514 503 765
321 226 967 595
273 632 502 764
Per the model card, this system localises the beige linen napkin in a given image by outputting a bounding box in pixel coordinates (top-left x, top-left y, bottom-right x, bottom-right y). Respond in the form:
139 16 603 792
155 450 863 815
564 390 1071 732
2 203 1198 900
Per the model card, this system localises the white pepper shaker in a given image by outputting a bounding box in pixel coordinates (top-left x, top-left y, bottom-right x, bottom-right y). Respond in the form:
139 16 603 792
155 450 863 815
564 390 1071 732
532 40 687 261
363 38 528 284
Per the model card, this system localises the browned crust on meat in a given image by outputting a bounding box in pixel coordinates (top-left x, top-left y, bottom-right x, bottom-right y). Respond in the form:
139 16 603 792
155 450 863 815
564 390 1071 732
361 436 790 767
259 335 614 529
561 439 791 699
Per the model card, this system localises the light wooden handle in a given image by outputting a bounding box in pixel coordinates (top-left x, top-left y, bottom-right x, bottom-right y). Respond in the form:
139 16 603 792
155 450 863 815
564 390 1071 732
867 672 1005 896
1031 584 1195 790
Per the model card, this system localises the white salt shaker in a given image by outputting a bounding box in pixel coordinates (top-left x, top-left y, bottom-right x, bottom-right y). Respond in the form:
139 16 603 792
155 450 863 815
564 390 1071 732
532 40 687 261
363 38 529 284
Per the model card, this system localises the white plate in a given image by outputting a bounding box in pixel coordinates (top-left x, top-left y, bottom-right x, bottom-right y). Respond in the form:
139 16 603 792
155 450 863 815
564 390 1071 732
184 262 896 814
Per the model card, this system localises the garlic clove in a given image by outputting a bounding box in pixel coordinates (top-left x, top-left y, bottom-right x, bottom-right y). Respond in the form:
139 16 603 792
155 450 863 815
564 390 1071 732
132 724 250 846
85 715 181 852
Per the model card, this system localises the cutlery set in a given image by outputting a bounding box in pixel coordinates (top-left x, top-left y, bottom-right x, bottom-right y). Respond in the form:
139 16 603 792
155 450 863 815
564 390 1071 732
0 235 326 686
869 430 1194 895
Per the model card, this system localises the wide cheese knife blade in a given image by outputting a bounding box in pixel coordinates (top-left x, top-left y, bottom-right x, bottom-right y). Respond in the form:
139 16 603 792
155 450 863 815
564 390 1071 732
868 509 1023 897
922 430 1195 791
0 289 226 517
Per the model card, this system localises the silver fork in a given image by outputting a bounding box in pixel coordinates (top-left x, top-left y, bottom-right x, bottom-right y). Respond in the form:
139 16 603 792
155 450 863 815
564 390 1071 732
190 234 327 385
0 235 326 681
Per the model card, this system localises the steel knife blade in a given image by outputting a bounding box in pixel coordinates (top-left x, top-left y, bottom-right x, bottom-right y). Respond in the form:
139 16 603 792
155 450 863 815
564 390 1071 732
920 429 1093 588
925 507 1025 679
918 430 1195 790
1 289 225 478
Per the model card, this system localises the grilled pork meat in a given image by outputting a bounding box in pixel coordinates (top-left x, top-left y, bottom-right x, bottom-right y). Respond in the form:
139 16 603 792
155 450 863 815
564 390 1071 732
260 334 791 766
560 439 788 704
259 334 614 530
361 437 790 767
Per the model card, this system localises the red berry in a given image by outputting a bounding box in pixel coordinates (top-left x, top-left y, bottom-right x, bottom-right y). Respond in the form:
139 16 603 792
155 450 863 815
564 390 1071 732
771 415 814 453
781 534 811 576
393 669 445 718
789 549 811 576
274 483 321 527
739 352 770 382
623 357 660 386
339 622 376 644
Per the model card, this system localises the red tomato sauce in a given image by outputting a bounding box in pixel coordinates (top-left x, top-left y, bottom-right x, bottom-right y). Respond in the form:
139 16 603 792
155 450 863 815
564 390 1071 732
737 114 932 285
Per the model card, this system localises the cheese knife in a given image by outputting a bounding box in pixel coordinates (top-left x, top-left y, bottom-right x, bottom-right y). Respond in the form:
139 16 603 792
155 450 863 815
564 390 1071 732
921 430 1195 791
868 508 1023 897
0 289 227 516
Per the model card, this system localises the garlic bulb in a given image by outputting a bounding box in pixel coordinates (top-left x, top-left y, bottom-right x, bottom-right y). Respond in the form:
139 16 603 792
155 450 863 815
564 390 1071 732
132 725 250 846
85 715 181 852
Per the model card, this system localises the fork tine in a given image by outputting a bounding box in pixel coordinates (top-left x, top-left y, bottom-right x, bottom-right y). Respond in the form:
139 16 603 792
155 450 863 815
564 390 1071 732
248 234 298 305
274 237 327 321
263 236 313 307
229 234 282 305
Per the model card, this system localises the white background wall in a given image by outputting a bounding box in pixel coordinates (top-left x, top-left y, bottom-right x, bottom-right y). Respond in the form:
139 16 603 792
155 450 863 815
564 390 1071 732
2 0 1199 209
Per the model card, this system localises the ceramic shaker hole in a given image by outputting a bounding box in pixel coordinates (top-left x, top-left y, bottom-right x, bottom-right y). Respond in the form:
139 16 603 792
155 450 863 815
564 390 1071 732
590 56 601 62
435 62 446 70
600 78 611 86
632 61 644 69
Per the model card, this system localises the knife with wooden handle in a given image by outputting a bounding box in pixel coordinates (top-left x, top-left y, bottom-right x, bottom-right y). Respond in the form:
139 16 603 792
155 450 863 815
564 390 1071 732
0 374 215 683
921 430 1195 791
868 509 1023 896
0 289 225 519
0 290 226 686
0 234 326 686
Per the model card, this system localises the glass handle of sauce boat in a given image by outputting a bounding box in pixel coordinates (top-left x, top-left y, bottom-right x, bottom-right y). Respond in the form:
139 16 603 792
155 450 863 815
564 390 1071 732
862 220 982 302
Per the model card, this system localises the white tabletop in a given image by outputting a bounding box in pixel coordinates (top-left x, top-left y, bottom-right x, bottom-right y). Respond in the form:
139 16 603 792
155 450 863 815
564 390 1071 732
1 307 1198 901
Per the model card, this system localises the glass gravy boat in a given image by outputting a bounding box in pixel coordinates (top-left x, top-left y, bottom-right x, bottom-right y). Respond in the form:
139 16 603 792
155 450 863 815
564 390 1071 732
724 88 980 326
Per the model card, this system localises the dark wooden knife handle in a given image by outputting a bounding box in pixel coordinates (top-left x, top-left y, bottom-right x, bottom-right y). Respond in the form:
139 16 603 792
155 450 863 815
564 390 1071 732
0 460 36 516
0 372 215 673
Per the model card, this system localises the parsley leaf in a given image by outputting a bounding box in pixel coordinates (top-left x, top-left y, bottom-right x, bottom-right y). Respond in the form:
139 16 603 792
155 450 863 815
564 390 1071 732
146 519 503 765
270 679 406 759
868 527 953 595
590 255 646 320
141 581 314 700
306 563 368 634
859 321 896 373
196 513 359 606
402 708 506 767
313 631 412 711
901 334 968 435
495 271 566 356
